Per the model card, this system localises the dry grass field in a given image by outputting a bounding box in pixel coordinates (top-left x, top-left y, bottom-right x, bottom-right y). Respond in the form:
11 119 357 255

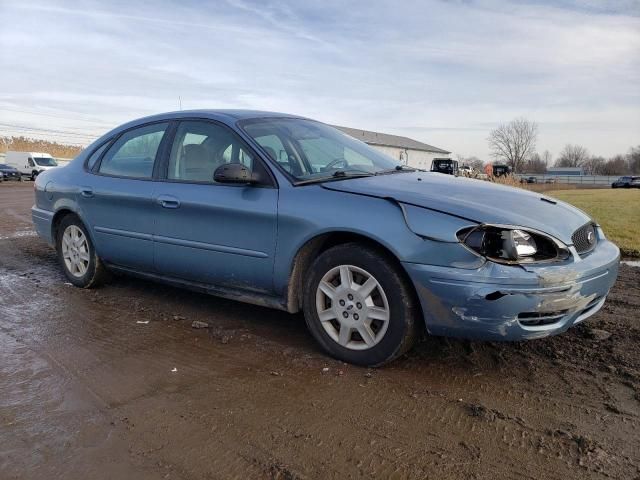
548 189 640 257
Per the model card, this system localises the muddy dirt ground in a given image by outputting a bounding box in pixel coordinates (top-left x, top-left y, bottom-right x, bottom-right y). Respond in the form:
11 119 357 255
1 182 639 480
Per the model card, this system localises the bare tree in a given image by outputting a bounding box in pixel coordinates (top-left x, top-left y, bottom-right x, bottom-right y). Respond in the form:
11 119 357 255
468 156 486 172
555 144 589 168
582 156 605 175
601 155 628 175
458 155 485 172
487 118 538 173
524 152 547 173
541 150 552 168
628 146 640 174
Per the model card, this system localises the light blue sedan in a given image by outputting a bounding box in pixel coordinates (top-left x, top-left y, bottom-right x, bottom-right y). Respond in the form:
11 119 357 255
32 110 620 365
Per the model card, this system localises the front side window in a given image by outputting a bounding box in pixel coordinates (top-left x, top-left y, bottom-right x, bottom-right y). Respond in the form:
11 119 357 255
240 118 399 182
99 123 168 179
167 121 255 182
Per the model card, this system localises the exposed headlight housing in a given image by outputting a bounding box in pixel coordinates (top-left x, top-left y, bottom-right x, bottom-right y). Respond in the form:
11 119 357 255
457 225 570 264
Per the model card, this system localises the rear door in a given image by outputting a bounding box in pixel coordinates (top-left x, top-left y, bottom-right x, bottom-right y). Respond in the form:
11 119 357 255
78 122 169 270
153 120 278 293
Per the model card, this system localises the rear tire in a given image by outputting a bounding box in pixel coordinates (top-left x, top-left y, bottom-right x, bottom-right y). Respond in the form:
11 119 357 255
302 243 420 366
56 215 109 288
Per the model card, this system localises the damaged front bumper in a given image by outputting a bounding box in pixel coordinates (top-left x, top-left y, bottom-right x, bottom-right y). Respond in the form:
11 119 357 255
403 238 620 341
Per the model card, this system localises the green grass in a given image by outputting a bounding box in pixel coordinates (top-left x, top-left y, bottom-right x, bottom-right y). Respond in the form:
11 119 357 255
548 189 640 257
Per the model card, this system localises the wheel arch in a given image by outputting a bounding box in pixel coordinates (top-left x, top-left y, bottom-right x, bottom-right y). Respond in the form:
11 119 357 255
51 208 93 247
285 231 423 320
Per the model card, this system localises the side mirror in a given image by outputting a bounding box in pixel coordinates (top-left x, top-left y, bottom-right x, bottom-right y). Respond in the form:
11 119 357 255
214 163 255 184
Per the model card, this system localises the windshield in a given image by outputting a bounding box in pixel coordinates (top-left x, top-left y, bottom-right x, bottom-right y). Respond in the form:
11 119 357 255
34 157 58 167
240 118 400 182
0 164 10 168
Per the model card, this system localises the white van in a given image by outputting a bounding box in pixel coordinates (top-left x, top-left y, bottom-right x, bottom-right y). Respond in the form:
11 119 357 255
5 151 59 180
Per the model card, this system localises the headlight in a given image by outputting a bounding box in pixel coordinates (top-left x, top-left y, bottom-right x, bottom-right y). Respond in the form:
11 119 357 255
457 225 570 264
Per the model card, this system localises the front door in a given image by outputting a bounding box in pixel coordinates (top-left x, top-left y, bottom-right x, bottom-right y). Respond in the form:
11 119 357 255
153 120 278 293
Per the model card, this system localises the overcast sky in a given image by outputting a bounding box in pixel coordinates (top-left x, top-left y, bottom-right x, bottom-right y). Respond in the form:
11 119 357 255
0 0 638 159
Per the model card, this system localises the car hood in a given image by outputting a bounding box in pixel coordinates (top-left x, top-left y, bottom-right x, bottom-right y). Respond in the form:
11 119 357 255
321 172 591 244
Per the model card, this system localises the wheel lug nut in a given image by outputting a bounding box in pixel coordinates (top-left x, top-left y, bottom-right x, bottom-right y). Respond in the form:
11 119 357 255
342 311 348 318
353 313 359 321
348 294 353 300
339 299 345 306
356 302 362 309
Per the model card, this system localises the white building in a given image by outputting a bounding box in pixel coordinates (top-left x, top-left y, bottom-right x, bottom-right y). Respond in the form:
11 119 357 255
336 126 451 170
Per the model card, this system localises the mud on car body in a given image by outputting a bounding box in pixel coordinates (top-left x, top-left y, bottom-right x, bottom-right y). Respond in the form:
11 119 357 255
31 110 620 366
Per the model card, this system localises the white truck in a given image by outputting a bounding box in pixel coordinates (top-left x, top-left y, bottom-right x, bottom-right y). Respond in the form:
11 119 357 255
5 151 59 180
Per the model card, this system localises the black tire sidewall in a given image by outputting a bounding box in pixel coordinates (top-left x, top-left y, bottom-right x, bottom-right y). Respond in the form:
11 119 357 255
303 244 418 366
56 215 99 287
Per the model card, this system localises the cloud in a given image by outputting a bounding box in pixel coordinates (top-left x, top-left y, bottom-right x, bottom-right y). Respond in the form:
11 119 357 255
0 0 638 157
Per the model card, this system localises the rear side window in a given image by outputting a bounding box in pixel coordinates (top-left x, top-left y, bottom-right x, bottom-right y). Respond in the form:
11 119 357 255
86 141 111 170
99 123 168 178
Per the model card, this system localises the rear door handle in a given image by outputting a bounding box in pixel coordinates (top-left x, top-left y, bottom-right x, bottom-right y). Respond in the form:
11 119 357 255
157 195 180 209
80 187 94 198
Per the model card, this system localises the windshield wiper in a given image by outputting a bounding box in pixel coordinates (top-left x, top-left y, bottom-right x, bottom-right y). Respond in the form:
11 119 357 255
294 169 374 185
376 165 418 175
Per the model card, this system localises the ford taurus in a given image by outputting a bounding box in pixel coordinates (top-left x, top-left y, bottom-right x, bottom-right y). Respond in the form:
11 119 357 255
32 110 620 365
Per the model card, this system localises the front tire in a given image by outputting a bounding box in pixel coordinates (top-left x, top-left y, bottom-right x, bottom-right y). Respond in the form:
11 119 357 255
302 243 420 366
56 215 109 288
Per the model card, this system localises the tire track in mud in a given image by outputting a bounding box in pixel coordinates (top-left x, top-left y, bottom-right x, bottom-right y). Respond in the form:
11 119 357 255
2 242 638 479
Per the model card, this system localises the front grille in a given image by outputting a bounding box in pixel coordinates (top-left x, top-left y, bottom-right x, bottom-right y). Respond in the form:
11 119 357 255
572 223 597 254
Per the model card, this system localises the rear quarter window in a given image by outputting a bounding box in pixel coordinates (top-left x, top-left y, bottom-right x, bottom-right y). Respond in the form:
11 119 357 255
86 141 111 171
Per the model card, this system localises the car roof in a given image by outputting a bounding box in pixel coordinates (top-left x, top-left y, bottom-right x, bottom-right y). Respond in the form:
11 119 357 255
124 109 305 126
105 109 310 140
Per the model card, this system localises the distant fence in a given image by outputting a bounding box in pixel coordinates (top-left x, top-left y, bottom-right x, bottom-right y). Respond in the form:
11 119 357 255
515 174 621 186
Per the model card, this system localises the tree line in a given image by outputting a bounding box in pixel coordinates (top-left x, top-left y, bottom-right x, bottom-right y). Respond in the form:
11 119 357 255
478 118 639 175
0 136 84 159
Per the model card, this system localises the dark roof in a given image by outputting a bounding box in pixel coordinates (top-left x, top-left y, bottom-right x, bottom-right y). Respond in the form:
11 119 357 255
334 126 450 154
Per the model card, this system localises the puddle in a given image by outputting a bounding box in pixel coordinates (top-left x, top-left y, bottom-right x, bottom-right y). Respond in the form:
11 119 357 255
621 260 640 268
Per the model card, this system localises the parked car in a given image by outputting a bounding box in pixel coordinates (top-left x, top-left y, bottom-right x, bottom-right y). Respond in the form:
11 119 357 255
430 158 458 175
611 176 640 188
492 164 511 177
458 165 474 177
5 151 58 180
545 177 557 184
0 163 22 181
520 176 537 184
31 110 620 366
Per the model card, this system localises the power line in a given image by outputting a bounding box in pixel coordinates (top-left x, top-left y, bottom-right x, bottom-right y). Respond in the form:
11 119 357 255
0 106 116 128
0 120 104 136
0 122 98 140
